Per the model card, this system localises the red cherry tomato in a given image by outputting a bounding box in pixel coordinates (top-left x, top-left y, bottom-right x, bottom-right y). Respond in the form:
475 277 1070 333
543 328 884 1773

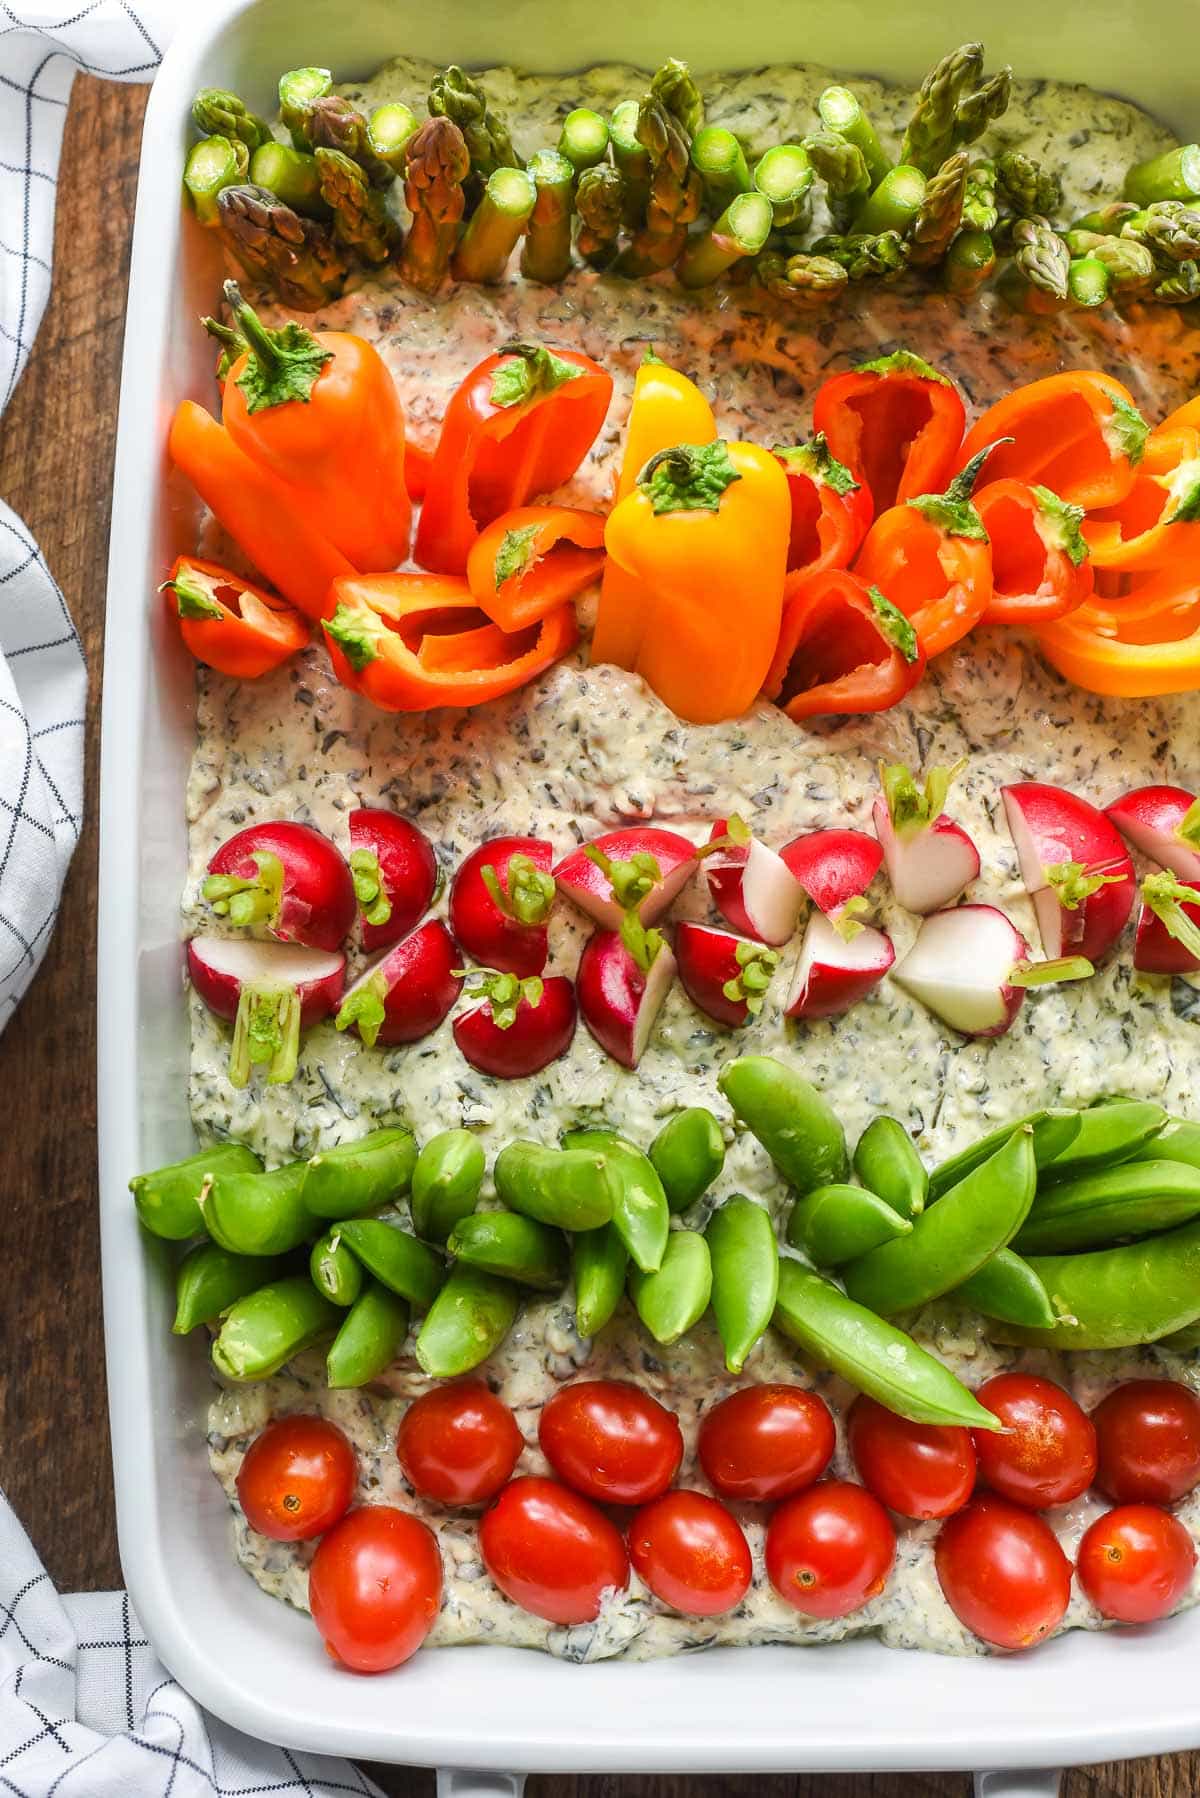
480 1477 629 1624
538 1380 683 1505
628 1490 752 1618
235 1415 356 1542
397 1381 523 1507
973 1373 1097 1509
697 1384 836 1503
1092 1379 1200 1504
847 1396 976 1520
765 1479 896 1619
308 1505 443 1672
1077 1503 1196 1624
934 1495 1072 1651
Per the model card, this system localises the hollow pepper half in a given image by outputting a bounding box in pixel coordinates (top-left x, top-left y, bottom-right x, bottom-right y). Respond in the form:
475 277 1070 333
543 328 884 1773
763 568 926 721
415 341 613 575
1035 604 1200 696
773 433 874 576
1083 448 1200 579
811 349 966 513
467 505 606 632
603 439 790 724
162 555 310 677
955 370 1148 511
973 480 1094 626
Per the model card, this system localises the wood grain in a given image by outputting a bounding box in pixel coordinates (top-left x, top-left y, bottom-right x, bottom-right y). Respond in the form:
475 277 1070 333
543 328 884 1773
0 71 1195 1798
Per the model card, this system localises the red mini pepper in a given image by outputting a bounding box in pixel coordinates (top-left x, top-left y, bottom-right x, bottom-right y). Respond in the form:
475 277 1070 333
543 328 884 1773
773 433 874 576
973 480 1094 626
415 341 613 575
467 505 606 632
811 349 966 514
763 568 926 721
162 555 310 678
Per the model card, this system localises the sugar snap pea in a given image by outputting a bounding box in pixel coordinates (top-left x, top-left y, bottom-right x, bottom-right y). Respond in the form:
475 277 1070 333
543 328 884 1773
773 1259 1002 1431
1156 1320 1200 1353
335 1217 444 1310
493 1141 616 1230
211 1275 340 1380
448 1210 568 1291
629 1230 712 1346
649 1108 726 1212
572 1224 628 1337
172 1242 280 1334
1014 1158 1200 1254
326 1280 409 1388
410 1129 485 1242
131 1142 261 1240
995 1218 1200 1350
414 1264 519 1376
706 1194 779 1373
844 1127 1036 1315
787 1183 912 1265
718 1055 848 1194
852 1117 927 1220
1132 1117 1200 1173
202 1161 312 1256
927 1108 1079 1201
301 1127 417 1221
562 1128 669 1272
310 1228 365 1306
954 1247 1057 1329
1038 1099 1166 1184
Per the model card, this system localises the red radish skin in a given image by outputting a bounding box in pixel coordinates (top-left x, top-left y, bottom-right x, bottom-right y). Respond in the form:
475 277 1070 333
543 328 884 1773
871 796 980 916
1002 782 1135 962
779 829 883 916
450 837 555 977
335 919 461 1048
1106 785 1200 885
786 912 894 1021
577 930 677 1068
892 905 1032 1039
454 977 577 1078
348 810 439 953
553 829 698 929
204 821 356 952
186 936 345 1088
675 923 779 1028
704 820 804 946
1134 882 1200 974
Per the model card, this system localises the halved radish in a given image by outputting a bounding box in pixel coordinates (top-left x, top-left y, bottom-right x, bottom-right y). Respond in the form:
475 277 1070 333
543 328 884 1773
553 827 698 929
348 809 439 953
704 819 805 947
334 919 461 1048
1105 785 1200 884
785 912 894 1021
872 762 979 914
779 828 883 917
675 922 779 1027
1134 872 1200 974
186 935 345 1088
450 836 556 976
891 905 1091 1038
453 972 577 1077
203 820 356 952
577 920 677 1067
1002 781 1135 962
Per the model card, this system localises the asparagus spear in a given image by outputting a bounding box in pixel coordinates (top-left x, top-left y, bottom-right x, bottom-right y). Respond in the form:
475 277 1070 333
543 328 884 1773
1126 200 1200 262
649 58 704 137
368 102 419 176
521 148 575 284
429 65 522 206
900 44 984 176
853 163 926 236
315 147 402 263
962 158 998 233
943 227 996 293
1067 255 1110 309
817 85 890 187
184 136 249 227
757 249 849 306
1150 259 1200 303
399 118 471 293
453 166 536 282
557 109 610 177
191 88 272 151
610 99 651 221
1124 144 1200 207
575 163 626 269
691 125 753 208
804 129 871 230
613 96 703 276
1078 234 1155 291
814 229 911 280
952 67 1012 151
996 150 1062 221
249 141 327 217
306 95 396 188
1074 200 1139 234
279 68 332 150
1001 214 1070 311
677 190 774 288
753 143 814 230
217 184 347 310
908 150 968 266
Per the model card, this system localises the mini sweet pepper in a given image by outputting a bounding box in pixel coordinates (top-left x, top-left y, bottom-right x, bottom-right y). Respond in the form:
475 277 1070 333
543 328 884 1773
811 349 966 513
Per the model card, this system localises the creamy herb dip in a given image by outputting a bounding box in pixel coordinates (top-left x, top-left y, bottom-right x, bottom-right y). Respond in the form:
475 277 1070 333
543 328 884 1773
195 57 1200 1659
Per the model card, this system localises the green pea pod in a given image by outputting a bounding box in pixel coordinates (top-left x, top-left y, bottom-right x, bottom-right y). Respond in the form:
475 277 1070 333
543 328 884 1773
995 1218 1200 1350
774 1259 1002 1431
212 1275 340 1380
573 1224 628 1337
649 1108 726 1212
1037 1100 1166 1184
335 1217 444 1310
629 1230 712 1346
493 1141 616 1230
414 1264 520 1376
787 1183 913 1266
852 1117 928 1219
1132 1117 1200 1173
173 1242 280 1334
927 1108 1080 1201
448 1211 568 1291
718 1055 848 1194
301 1127 417 1220
1015 1158 1200 1254
131 1143 262 1240
1157 1320 1200 1353
562 1129 669 1272
202 1162 312 1256
326 1281 409 1388
310 1228 365 1306
955 1248 1057 1329
843 1127 1036 1315
410 1129 485 1241
706 1195 779 1374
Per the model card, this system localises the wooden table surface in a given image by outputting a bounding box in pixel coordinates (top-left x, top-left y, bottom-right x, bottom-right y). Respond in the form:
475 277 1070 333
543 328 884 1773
0 72 1195 1798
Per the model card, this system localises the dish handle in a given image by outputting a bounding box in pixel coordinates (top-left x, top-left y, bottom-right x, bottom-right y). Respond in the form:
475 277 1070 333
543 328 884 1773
975 1771 1062 1796
436 1774 526 1798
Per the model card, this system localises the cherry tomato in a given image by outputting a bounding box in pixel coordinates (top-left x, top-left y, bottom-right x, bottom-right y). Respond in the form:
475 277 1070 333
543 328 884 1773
1092 1379 1200 1505
973 1373 1097 1509
397 1381 523 1506
1077 1503 1196 1624
847 1396 976 1520
538 1379 683 1506
235 1414 356 1542
934 1495 1072 1650
697 1384 836 1503
765 1480 895 1619
629 1490 752 1617
308 1505 443 1672
480 1476 629 1624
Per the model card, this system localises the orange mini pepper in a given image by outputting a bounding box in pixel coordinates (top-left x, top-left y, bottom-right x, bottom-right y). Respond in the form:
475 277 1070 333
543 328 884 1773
955 371 1148 511
467 505 606 632
1083 450 1200 578
321 572 578 713
811 349 966 513
763 568 926 720
773 433 874 576
973 480 1094 626
1036 603 1200 696
162 555 310 678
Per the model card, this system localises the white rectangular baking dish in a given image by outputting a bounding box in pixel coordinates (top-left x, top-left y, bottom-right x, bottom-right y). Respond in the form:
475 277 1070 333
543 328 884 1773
97 0 1200 1779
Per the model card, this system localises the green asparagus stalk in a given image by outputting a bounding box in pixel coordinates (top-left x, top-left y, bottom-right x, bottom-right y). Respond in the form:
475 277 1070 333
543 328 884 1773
908 149 968 266
306 95 396 188
184 136 249 227
452 165 536 281
520 148 575 284
691 125 753 208
1150 259 1200 303
399 117 471 293
1000 214 1070 312
1067 255 1110 309
217 183 346 310
191 88 272 151
962 158 998 233
757 249 849 306
1074 200 1139 234
315 146 402 263
804 130 871 230
753 143 814 230
649 58 704 137
611 99 651 220
677 190 774 288
249 140 327 217
575 163 626 269
1081 234 1156 291
1124 144 1200 207
813 229 911 280
1126 200 1200 262
996 150 1062 221
279 68 332 150
367 103 419 176
613 96 702 276
952 67 1012 151
429 64 522 206
852 163 927 236
817 85 890 186
943 227 996 293
900 43 984 175
557 108 610 176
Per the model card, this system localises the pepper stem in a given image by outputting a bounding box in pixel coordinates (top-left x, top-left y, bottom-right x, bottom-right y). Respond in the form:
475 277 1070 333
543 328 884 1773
942 436 1014 503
